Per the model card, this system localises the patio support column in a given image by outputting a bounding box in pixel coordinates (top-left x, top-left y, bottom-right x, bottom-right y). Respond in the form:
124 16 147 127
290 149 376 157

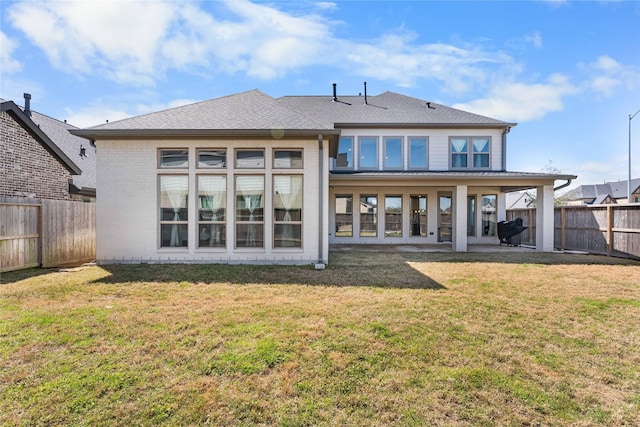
536 184 555 251
452 184 468 252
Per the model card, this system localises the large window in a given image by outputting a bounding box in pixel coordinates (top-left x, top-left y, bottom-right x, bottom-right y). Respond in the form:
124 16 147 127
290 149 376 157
360 195 378 237
235 176 264 247
336 137 353 169
409 137 428 169
274 175 303 247
450 137 491 169
335 195 353 237
384 137 403 169
385 196 402 237
482 194 497 236
359 137 378 169
410 195 427 237
198 176 226 247
159 149 188 168
159 175 188 247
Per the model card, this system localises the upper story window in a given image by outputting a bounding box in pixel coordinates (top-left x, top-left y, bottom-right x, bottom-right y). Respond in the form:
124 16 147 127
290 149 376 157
198 149 226 168
450 137 491 169
384 137 403 169
235 149 265 169
409 137 428 169
274 149 303 169
359 137 378 169
159 149 188 168
336 137 353 169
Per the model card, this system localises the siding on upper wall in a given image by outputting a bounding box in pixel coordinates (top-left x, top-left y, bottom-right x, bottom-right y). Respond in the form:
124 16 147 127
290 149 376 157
0 111 72 200
334 128 505 171
96 137 328 264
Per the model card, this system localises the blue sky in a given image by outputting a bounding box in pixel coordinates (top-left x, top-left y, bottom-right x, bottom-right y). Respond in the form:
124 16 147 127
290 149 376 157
1 0 639 190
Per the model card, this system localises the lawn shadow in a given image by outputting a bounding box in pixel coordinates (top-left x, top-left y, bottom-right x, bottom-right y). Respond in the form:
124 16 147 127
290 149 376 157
0 267 61 285
93 252 445 290
396 251 640 266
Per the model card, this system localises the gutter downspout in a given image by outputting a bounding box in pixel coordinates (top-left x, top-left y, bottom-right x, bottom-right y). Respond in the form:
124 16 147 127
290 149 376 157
554 179 573 192
317 133 325 266
501 127 511 171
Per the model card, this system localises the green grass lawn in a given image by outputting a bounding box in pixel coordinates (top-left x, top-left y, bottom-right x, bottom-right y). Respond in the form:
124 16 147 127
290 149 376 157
1 251 639 426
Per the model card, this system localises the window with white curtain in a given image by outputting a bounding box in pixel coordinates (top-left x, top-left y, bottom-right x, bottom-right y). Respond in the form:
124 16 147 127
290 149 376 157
159 175 188 247
235 175 264 248
198 175 226 247
273 175 302 247
450 137 491 169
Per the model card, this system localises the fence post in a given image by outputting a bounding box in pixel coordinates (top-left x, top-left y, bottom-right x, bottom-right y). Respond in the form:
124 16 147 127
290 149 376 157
607 205 613 256
560 207 566 250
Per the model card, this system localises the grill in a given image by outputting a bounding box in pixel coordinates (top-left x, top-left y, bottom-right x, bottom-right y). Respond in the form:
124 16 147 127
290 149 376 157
497 218 527 246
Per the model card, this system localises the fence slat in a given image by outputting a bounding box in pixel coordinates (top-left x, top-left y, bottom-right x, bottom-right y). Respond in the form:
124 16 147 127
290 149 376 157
509 204 640 260
1 198 96 272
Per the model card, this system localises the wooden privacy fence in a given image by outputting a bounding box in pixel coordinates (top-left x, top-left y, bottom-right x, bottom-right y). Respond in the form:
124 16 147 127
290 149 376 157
0 198 96 272
507 204 640 260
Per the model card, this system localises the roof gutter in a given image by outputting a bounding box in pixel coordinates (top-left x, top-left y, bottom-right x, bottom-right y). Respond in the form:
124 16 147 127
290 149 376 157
554 178 574 192
318 133 325 266
69 128 340 140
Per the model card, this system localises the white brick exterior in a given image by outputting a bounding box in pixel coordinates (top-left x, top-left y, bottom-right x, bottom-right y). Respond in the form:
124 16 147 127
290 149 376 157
96 137 329 265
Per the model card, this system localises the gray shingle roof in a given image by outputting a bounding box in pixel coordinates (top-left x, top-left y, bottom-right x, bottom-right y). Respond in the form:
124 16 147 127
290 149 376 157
85 89 334 131
29 110 96 194
1 100 82 176
278 91 516 127
563 178 640 202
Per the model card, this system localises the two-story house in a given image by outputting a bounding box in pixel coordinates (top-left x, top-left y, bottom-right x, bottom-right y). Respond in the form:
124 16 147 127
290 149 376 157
71 87 575 265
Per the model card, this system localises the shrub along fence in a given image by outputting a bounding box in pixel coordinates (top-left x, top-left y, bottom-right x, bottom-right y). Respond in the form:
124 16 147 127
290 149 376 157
0 197 96 272
507 204 640 260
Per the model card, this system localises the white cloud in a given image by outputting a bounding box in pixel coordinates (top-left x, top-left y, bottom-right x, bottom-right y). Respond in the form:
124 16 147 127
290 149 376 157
524 31 542 49
8 0 177 86
5 0 518 92
0 31 22 73
452 73 580 122
581 55 640 97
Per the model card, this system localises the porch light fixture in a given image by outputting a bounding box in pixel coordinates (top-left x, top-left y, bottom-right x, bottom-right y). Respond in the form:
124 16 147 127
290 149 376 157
629 108 640 203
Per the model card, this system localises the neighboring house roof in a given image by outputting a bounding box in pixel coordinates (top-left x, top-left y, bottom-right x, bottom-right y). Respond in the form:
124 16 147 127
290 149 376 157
563 178 640 203
506 191 535 210
28 109 96 197
1 100 81 175
278 91 517 128
73 90 337 138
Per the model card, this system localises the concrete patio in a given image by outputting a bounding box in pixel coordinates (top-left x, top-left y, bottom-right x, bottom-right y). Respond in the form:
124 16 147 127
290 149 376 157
330 243 536 253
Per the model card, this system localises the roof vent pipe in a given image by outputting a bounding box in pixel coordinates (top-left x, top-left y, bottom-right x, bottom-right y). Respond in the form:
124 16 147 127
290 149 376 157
332 83 337 102
364 81 368 105
23 93 32 117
